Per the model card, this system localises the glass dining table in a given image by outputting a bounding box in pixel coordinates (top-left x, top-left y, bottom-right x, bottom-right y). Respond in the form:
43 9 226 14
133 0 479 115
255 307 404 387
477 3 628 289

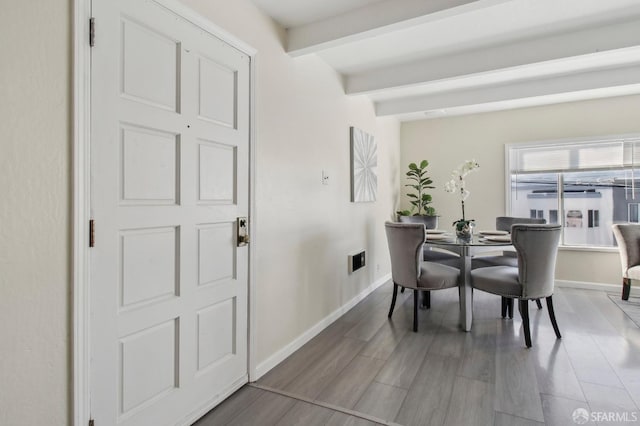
424 233 513 331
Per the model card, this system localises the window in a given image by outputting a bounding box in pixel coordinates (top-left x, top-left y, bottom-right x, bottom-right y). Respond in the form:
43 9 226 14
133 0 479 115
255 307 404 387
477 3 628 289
507 135 640 248
529 209 543 219
629 203 639 223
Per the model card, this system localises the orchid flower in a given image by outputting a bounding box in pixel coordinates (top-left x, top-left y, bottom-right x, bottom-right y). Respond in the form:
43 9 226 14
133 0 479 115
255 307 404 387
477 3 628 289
444 159 479 224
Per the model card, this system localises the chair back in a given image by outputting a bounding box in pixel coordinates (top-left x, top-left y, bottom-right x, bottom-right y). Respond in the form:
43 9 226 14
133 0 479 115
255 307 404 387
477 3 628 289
496 216 546 232
385 222 424 288
511 224 561 299
612 224 640 273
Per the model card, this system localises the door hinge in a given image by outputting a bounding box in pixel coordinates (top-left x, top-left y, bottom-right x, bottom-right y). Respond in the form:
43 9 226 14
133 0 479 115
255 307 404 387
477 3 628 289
89 17 95 47
89 219 95 247
88 419 95 426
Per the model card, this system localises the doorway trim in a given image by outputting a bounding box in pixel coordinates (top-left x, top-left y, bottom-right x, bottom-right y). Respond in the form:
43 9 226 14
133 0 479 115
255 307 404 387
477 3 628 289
72 1 258 424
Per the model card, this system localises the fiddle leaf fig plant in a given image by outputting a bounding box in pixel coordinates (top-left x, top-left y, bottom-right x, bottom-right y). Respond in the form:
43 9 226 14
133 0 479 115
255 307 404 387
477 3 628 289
397 159 436 216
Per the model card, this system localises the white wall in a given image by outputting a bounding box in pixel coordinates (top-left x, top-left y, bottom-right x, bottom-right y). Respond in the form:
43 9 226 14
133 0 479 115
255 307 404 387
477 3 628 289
0 1 399 424
0 1 70 425
401 94 640 285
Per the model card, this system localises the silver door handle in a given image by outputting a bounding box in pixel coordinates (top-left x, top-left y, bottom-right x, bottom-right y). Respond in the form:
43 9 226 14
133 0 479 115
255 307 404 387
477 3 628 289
237 217 250 247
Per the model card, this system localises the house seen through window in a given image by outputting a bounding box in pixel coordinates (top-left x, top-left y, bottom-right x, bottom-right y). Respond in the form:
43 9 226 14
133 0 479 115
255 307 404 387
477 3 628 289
507 135 640 248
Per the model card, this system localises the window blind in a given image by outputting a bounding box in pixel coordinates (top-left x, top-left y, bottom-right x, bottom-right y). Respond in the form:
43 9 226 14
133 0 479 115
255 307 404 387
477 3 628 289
509 138 640 174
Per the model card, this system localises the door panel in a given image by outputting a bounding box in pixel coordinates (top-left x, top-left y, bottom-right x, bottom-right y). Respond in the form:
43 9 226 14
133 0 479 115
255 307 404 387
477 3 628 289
121 125 179 204
90 1 250 425
197 56 238 127
120 319 178 414
120 17 179 111
120 226 178 308
197 223 235 286
196 298 236 371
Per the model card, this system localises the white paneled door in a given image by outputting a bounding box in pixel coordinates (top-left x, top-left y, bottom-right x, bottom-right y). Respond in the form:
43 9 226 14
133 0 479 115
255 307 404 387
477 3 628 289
89 1 250 425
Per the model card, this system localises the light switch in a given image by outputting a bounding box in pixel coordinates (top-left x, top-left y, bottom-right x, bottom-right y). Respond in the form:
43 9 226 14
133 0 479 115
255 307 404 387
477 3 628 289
322 170 330 185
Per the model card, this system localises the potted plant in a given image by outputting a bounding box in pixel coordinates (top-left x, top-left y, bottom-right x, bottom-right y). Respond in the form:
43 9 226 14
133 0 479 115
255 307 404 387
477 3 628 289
397 160 438 228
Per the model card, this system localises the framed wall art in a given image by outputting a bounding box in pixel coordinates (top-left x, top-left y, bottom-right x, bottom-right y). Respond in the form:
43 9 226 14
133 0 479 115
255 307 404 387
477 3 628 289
350 126 377 202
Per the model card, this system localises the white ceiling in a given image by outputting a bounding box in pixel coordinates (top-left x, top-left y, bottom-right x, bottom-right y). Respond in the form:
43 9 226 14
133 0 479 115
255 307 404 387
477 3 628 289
250 0 640 121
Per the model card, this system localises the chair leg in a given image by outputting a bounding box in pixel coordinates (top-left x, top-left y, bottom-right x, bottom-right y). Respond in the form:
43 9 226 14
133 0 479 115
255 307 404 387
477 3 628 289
546 296 562 339
421 290 431 309
388 284 399 318
400 286 405 294
519 299 532 348
507 298 514 319
535 299 543 310
501 297 507 318
413 290 419 332
622 278 631 301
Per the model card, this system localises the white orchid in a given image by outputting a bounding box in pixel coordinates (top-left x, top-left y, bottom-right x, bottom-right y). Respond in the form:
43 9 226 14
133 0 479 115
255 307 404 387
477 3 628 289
443 179 456 193
444 160 479 200
444 159 480 230
458 159 480 178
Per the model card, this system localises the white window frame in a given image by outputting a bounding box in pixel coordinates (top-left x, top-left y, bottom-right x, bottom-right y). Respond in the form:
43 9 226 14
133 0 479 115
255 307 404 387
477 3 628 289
505 133 640 252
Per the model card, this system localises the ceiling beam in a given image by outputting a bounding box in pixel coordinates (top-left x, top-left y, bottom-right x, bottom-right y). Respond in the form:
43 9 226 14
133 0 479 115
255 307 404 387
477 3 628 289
347 19 640 96
391 85 640 121
286 0 507 56
375 64 640 116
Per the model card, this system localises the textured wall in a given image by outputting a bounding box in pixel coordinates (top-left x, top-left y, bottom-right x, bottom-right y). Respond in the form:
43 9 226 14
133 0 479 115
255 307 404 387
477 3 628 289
0 0 71 425
401 94 640 285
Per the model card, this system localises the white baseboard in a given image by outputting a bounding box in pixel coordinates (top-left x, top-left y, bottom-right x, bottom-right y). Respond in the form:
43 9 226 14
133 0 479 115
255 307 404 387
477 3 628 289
556 279 640 297
251 273 391 381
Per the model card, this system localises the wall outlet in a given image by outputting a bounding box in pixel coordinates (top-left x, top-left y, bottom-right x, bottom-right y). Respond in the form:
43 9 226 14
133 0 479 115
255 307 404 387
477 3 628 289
348 250 366 273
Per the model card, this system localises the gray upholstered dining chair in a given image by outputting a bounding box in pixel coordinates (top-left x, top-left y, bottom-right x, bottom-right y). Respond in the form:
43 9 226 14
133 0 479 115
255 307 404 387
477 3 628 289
612 223 640 300
423 247 460 266
473 216 546 268
473 216 546 317
396 220 459 295
385 222 460 332
398 217 460 266
471 224 562 347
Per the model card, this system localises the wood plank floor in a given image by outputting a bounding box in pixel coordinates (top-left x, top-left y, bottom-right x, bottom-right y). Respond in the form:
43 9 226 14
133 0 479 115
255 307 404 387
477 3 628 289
194 284 640 425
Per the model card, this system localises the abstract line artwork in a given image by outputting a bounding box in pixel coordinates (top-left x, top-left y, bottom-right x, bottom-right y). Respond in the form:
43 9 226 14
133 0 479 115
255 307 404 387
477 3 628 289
350 127 377 202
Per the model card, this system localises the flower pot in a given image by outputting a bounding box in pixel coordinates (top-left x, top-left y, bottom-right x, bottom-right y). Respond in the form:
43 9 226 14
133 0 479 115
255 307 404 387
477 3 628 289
397 215 439 229
454 220 474 241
